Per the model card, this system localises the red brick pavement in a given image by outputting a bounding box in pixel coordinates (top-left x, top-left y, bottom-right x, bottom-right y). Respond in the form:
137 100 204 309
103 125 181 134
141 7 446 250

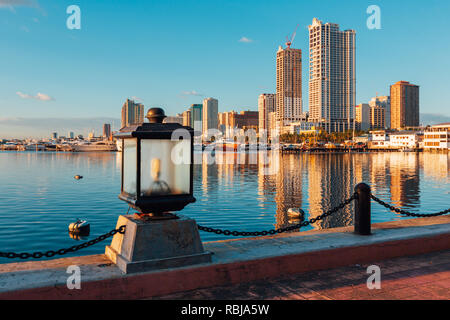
152 250 450 300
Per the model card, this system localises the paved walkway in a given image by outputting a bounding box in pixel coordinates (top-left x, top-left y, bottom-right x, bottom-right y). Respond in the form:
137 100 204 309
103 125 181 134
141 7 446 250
153 250 450 300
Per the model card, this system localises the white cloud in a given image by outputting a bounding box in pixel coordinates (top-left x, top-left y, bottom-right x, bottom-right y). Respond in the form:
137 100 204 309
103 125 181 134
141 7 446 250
181 90 203 97
16 91 54 101
0 0 36 9
130 96 144 102
239 37 253 43
0 0 44 15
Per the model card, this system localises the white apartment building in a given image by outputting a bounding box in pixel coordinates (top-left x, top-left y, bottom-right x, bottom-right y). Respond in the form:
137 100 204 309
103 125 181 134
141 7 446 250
308 18 356 133
424 123 450 150
369 130 389 148
389 132 423 149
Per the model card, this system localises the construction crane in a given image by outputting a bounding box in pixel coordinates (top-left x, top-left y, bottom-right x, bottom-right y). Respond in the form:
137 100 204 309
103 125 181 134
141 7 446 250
285 24 299 49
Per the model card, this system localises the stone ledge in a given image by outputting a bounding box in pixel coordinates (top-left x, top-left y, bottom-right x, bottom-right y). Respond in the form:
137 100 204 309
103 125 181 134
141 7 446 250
0 216 449 299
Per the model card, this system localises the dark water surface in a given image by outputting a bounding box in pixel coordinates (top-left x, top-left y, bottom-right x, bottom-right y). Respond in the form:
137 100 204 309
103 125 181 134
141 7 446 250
0 151 449 263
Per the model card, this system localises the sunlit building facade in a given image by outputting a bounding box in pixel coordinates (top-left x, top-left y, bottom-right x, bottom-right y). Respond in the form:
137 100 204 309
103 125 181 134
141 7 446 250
308 18 356 132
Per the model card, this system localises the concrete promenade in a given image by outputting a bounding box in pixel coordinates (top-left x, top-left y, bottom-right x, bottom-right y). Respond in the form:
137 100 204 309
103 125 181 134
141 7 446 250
155 250 449 300
0 215 449 299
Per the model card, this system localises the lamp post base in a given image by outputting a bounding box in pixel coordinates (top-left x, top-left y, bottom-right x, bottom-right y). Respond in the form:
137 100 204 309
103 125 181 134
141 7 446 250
105 214 212 274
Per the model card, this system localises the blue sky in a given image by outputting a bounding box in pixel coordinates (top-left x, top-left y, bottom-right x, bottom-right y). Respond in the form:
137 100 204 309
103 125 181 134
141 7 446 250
1 0 450 138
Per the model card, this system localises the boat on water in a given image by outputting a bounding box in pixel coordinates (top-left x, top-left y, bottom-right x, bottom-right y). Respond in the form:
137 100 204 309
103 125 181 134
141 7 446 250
400 147 415 152
71 140 117 152
24 143 47 151
116 139 123 152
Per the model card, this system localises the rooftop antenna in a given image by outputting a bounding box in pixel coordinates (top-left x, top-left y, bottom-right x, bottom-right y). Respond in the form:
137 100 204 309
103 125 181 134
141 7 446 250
285 24 299 49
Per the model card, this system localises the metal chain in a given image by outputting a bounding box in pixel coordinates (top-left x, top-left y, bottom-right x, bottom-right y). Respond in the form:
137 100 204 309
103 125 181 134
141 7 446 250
197 193 357 237
370 195 450 217
0 225 126 260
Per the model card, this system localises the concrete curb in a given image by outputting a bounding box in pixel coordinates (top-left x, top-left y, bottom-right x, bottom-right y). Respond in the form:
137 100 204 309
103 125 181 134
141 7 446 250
0 217 449 299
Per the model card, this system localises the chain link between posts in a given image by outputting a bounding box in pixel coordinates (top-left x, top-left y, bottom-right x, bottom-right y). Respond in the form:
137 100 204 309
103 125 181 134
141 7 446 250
0 225 126 260
370 195 450 217
197 193 358 237
1 190 449 259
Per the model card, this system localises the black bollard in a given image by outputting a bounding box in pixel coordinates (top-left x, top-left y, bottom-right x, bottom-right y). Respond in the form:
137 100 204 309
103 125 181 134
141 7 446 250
354 183 371 235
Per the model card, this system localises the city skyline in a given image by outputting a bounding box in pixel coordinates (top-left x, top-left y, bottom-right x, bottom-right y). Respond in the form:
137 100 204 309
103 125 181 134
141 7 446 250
1 1 450 138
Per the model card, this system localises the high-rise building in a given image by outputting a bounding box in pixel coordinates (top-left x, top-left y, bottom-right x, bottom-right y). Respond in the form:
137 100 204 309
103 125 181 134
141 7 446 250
355 104 370 131
68 131 74 139
258 94 276 134
51 132 58 140
276 45 302 127
390 81 419 129
308 18 356 132
182 110 191 127
369 96 390 128
369 105 385 130
103 123 111 139
121 99 144 128
202 98 219 139
189 104 202 129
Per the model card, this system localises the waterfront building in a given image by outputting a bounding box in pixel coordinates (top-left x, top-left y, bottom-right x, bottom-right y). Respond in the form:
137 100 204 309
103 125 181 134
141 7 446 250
182 110 191 127
389 131 423 149
202 98 219 140
218 110 259 138
190 104 202 128
276 44 302 128
355 104 370 131
424 123 450 150
258 94 276 135
121 99 144 128
369 96 391 128
370 105 385 130
308 18 356 132
163 114 183 125
289 121 322 135
68 131 74 139
103 123 112 139
267 111 279 140
390 81 419 130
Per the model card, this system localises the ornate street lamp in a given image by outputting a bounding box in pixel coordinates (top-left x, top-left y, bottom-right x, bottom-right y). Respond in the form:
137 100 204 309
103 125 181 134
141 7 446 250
115 107 195 219
106 107 210 274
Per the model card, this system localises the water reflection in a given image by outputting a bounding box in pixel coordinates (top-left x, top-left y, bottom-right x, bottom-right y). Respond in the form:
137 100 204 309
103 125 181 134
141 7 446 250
197 151 449 232
0 151 449 260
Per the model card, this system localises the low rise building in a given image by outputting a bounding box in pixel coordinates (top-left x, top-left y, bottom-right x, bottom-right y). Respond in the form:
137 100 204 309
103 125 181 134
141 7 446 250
389 131 423 149
424 123 450 151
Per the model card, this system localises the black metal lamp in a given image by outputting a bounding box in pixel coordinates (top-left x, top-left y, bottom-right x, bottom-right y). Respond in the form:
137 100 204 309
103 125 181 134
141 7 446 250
114 108 195 219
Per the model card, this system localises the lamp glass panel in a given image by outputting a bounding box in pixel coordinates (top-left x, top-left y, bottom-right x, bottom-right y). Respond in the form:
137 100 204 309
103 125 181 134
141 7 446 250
140 139 190 196
123 138 137 196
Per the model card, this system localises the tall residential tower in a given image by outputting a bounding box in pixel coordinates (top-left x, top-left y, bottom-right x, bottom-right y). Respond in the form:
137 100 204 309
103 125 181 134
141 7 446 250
390 81 419 129
276 45 302 127
202 97 219 140
308 18 356 132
